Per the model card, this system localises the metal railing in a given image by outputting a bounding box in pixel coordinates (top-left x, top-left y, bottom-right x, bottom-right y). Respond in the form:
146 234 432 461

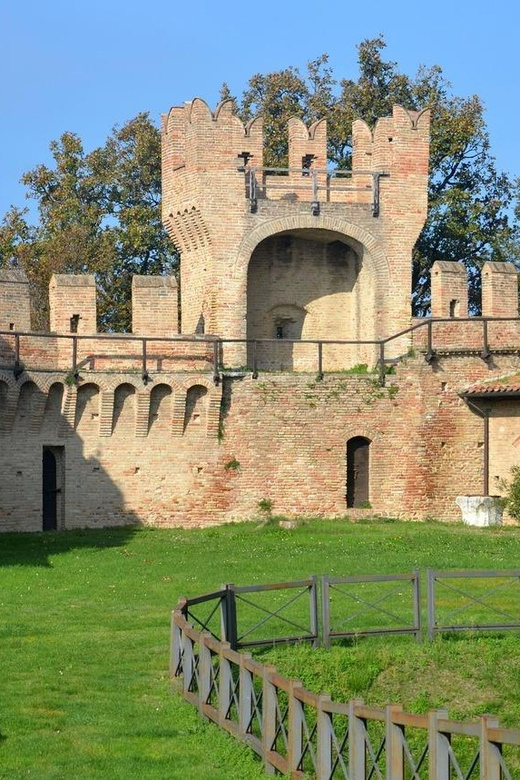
242 166 388 217
427 568 520 641
2 316 520 387
322 572 421 648
171 574 520 778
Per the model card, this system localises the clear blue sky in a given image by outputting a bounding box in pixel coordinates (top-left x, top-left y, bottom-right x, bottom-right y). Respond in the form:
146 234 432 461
1 0 519 219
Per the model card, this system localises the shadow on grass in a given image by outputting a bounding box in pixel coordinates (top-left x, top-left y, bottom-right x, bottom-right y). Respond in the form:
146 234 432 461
0 525 139 568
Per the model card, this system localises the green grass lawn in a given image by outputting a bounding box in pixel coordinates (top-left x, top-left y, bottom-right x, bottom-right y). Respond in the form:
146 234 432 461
1 518 520 778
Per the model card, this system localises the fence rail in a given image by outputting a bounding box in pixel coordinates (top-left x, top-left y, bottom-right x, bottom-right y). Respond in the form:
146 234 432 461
322 572 421 648
427 568 520 641
171 589 520 779
2 316 520 387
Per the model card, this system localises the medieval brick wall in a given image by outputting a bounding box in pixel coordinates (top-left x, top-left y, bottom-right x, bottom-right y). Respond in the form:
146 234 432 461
1 98 520 532
2 344 520 532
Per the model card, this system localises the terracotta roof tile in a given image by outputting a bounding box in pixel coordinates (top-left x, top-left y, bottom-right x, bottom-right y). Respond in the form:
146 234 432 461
463 373 520 395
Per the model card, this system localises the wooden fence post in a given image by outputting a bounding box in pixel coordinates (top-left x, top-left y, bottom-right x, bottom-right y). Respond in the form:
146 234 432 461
288 680 304 774
170 610 182 680
262 665 278 776
480 715 501 780
217 641 232 727
428 709 450 780
238 653 253 738
182 632 195 698
349 698 366 779
386 704 404 779
316 694 333 780
198 633 211 717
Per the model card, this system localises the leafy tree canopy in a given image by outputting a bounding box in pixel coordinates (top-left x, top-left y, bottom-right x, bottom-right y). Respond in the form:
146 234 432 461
0 114 177 330
225 37 520 314
1 38 518 328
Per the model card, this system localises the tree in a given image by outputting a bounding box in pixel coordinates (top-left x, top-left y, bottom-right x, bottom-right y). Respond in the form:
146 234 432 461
229 38 520 314
0 114 177 331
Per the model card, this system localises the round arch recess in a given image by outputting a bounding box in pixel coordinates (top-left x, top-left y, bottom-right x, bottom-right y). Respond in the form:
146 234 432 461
233 214 389 282
236 216 388 371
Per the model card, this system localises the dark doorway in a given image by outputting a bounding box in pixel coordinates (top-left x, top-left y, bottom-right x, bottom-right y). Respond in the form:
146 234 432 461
42 447 64 531
346 436 371 508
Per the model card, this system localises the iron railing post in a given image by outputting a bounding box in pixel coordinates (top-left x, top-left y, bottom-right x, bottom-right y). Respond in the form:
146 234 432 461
141 338 149 384
309 575 319 648
317 342 323 381
427 568 436 642
221 584 238 650
379 341 386 386
213 340 220 385
321 576 331 649
413 568 422 643
482 318 491 362
251 341 258 379
425 320 435 363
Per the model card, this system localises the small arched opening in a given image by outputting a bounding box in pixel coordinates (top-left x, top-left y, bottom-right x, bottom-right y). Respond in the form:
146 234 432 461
184 385 208 433
148 384 172 434
346 436 371 508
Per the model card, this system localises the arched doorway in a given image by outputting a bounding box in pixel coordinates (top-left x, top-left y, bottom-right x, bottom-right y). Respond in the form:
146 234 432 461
346 436 371 508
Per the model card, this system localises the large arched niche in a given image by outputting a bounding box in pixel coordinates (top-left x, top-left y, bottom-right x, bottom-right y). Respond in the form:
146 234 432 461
243 224 384 370
247 228 377 341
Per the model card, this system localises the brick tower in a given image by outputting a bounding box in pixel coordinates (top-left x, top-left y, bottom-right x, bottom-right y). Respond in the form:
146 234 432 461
161 99 430 368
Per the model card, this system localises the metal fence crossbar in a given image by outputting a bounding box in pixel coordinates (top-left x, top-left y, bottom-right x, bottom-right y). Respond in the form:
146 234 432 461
330 582 412 627
235 588 311 642
435 578 518 625
186 597 223 638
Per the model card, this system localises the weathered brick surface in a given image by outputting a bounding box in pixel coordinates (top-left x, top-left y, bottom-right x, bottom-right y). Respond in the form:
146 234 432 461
161 101 430 353
1 347 520 531
1 101 520 532
0 269 31 332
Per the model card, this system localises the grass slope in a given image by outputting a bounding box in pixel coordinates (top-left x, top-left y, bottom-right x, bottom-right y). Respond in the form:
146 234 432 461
1 519 519 778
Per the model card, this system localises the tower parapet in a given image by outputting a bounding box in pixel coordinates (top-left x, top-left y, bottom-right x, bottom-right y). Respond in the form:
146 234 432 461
161 99 430 363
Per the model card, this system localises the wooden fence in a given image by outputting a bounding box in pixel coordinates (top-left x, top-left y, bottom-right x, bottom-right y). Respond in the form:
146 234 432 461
171 574 520 778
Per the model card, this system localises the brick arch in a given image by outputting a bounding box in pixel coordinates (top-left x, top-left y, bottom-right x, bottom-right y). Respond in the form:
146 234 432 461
0 372 17 390
344 427 378 443
103 377 142 393
38 374 66 394
232 214 389 283
181 377 215 393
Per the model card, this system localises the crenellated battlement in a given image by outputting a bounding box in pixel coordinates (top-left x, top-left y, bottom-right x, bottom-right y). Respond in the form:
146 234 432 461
161 98 431 341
